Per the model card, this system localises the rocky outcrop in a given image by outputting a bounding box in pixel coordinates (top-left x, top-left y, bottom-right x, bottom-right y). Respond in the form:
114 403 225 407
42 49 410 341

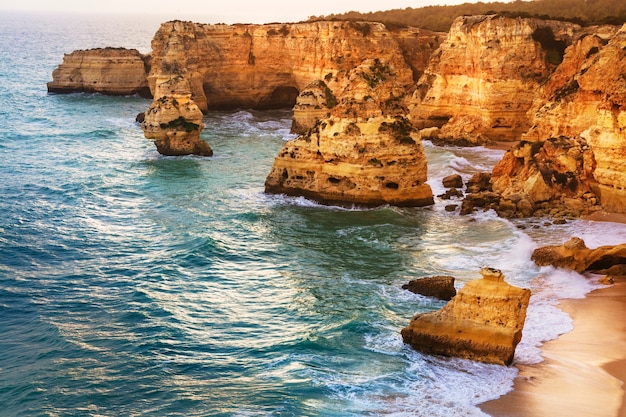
409 15 580 145
264 114 434 207
468 136 600 218
140 20 442 156
47 48 150 97
291 80 337 134
465 23 626 217
402 276 457 301
520 24 626 213
265 56 434 207
532 237 626 273
401 267 531 366
140 75 212 156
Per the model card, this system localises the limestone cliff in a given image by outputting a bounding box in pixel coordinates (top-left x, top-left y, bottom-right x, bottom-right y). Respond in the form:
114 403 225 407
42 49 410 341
521 24 626 213
466 23 626 217
401 267 531 366
147 20 441 114
265 57 433 207
47 48 150 97
409 15 580 145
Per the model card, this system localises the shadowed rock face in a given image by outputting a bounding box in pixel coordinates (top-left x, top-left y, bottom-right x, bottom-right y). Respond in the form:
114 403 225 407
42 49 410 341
409 15 580 145
402 276 457 301
47 48 151 97
401 267 531 366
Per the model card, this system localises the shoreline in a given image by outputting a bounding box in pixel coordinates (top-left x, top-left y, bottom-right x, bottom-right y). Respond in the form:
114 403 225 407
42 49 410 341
479 274 626 417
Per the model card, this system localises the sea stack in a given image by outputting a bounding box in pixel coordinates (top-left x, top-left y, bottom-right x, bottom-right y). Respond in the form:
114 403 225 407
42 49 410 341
47 48 151 97
265 56 434 207
401 267 531 366
140 75 212 156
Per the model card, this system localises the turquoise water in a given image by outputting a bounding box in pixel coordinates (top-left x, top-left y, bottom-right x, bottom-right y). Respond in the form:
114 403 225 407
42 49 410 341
3 11 626 417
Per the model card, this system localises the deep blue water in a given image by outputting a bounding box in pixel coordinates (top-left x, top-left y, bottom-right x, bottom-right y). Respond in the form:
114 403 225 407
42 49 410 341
2 11 626 417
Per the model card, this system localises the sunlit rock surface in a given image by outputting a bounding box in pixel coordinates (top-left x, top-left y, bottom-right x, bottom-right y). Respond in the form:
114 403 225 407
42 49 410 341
409 15 579 145
265 56 433 207
401 267 531 366
532 237 626 273
47 48 150 97
140 75 212 156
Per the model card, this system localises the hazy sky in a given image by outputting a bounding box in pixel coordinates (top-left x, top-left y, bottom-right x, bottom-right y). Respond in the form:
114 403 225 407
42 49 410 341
0 0 475 23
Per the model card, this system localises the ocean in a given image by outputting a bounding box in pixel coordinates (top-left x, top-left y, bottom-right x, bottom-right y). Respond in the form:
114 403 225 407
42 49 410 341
2 11 626 417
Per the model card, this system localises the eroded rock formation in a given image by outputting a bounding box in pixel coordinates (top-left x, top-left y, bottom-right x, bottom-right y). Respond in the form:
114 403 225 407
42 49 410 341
401 267 531 365
140 75 212 156
409 15 580 145
47 48 150 97
532 237 626 273
265 114 434 207
291 80 337 134
462 136 601 218
142 20 441 156
265 56 434 207
463 23 626 217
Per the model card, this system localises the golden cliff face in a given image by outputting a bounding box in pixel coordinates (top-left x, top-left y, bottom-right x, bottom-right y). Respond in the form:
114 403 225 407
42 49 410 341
521 24 626 212
147 20 441 113
409 15 579 144
47 48 150 97
141 20 440 160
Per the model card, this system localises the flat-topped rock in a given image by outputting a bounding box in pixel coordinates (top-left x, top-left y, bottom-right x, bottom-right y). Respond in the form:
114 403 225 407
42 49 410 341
47 47 150 97
401 267 531 365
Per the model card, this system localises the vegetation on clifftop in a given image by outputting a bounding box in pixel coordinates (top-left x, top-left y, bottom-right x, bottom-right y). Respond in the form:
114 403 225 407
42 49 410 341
309 0 626 32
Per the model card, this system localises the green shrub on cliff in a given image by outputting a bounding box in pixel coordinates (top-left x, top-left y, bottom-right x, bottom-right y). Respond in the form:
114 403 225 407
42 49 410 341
309 0 626 32
160 117 200 132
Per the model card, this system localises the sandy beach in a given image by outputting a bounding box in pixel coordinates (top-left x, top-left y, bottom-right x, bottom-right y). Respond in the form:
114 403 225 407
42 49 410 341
480 274 626 417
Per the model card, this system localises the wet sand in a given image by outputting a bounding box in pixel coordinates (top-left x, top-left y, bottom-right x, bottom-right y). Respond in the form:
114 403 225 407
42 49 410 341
480 275 626 417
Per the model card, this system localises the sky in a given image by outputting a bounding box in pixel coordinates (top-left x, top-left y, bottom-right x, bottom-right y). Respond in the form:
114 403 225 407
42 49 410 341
0 0 477 24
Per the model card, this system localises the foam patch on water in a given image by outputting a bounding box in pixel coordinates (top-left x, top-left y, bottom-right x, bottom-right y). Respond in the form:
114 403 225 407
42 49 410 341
331 343 517 416
514 266 603 364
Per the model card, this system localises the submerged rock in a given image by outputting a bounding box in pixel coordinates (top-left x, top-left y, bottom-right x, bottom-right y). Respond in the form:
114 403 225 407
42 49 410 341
402 276 457 301
401 267 531 366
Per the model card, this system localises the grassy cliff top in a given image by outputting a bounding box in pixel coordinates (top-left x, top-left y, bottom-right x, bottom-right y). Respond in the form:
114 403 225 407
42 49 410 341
309 0 626 32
